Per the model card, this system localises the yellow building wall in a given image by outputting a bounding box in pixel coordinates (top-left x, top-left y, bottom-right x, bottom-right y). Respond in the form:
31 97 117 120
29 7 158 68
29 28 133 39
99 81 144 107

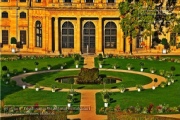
0 0 180 54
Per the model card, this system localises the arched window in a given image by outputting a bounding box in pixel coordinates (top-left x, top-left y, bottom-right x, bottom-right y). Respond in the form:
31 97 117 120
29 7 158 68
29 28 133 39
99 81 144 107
35 21 42 47
20 12 26 18
107 0 115 3
2 11 8 18
82 21 95 53
104 22 117 48
62 21 74 48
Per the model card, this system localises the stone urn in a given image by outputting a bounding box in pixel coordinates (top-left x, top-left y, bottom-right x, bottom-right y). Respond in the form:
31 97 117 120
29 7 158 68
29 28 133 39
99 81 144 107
35 88 39 91
35 68 38 71
104 102 108 107
22 85 26 89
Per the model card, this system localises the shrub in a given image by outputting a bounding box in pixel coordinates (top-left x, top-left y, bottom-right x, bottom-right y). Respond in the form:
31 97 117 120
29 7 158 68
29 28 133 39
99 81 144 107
77 68 99 84
10 80 17 87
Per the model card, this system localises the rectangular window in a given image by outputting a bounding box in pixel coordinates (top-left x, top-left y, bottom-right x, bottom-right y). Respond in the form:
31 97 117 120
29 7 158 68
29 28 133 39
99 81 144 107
64 0 72 6
20 0 26 2
20 30 26 44
1 0 8 2
170 33 176 46
36 0 41 3
2 30 8 44
85 0 94 6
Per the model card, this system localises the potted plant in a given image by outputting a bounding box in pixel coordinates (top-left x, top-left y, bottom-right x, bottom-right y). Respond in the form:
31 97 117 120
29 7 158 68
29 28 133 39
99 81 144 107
103 92 110 107
150 67 156 73
5 78 10 84
136 84 143 92
98 60 103 68
167 78 171 85
67 94 73 107
11 37 17 53
6 71 10 77
21 77 26 89
159 70 165 76
34 83 40 91
139 62 144 72
112 63 118 69
47 64 51 70
51 84 56 92
170 76 175 83
2 66 8 76
23 68 27 73
126 63 132 70
34 62 39 71
75 60 79 68
60 63 66 69
165 71 172 78
170 66 175 77
152 78 158 90
119 84 125 93
160 82 166 88
69 89 74 96
13 69 18 75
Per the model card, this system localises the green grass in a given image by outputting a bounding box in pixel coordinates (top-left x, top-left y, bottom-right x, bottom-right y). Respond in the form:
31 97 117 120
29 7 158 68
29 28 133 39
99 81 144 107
4 89 81 106
24 71 152 89
95 57 180 75
96 80 180 114
0 82 22 100
95 56 180 114
1 57 84 76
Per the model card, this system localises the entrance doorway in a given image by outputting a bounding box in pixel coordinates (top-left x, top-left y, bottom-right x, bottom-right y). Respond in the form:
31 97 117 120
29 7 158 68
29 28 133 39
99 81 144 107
82 21 95 54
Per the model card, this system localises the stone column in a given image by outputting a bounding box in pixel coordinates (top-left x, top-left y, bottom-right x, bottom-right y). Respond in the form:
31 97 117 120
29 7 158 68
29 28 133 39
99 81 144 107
54 17 59 53
76 17 81 53
98 17 103 54
48 18 52 53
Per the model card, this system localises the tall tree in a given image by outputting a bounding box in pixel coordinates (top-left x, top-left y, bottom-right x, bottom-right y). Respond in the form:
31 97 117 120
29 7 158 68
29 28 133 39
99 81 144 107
119 0 178 53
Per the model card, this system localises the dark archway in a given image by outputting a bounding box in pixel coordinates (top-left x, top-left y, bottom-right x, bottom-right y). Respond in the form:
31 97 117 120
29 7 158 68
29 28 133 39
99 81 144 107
82 21 95 54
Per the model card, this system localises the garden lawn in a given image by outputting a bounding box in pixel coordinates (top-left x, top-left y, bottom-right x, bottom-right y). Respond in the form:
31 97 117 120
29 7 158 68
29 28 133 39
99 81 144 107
94 56 180 75
96 79 180 114
24 71 152 89
0 82 22 100
1 57 84 76
4 89 81 107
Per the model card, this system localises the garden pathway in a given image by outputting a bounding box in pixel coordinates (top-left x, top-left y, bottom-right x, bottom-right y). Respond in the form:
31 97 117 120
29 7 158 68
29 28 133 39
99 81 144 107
82 55 95 68
6 68 171 120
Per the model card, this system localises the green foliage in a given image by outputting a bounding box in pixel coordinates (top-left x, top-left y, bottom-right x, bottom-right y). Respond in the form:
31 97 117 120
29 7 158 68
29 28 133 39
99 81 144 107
136 84 143 89
2 66 8 71
77 68 99 84
161 38 168 45
10 37 17 44
34 83 40 88
51 84 56 89
10 80 17 87
153 78 158 83
74 60 79 65
170 66 175 71
67 94 73 102
34 62 39 66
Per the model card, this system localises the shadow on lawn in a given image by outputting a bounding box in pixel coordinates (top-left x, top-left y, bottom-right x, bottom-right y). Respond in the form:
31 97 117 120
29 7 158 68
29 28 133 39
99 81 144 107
1 83 22 100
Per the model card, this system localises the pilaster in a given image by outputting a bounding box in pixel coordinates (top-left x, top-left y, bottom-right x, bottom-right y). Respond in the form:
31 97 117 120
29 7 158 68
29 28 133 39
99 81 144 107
48 18 52 52
54 17 59 53
76 17 81 53
97 17 103 53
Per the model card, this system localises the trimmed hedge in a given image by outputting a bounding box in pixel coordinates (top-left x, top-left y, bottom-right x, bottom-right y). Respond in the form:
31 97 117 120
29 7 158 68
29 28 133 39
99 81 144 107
77 68 100 84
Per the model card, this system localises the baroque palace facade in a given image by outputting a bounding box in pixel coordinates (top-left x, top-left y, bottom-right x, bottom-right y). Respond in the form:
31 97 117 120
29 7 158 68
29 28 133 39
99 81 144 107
0 0 180 54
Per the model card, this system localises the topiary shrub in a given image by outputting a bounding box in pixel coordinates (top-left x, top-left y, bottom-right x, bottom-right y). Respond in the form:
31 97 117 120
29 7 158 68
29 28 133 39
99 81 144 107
77 68 100 84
